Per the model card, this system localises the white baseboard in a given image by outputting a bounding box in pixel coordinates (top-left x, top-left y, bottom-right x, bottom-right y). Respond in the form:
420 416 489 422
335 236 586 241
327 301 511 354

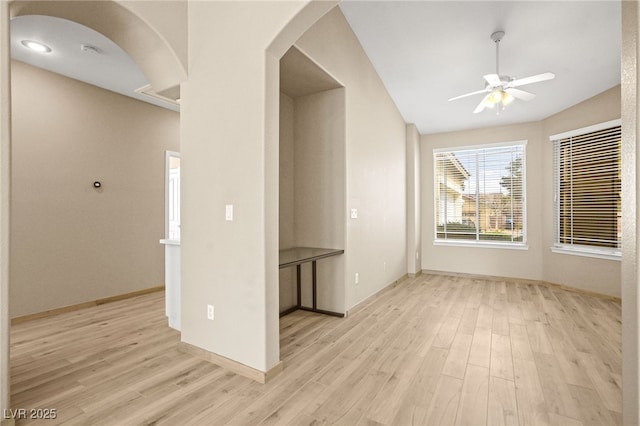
178 341 283 384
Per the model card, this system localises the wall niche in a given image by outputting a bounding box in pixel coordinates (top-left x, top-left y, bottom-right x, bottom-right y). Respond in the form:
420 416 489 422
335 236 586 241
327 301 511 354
279 46 346 315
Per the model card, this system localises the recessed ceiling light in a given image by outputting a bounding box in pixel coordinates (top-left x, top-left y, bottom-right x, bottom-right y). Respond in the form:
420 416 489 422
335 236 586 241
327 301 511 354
21 40 52 53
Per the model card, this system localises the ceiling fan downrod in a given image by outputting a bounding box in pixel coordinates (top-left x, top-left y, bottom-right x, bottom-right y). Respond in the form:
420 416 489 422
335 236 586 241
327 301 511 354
491 31 506 115
491 31 505 76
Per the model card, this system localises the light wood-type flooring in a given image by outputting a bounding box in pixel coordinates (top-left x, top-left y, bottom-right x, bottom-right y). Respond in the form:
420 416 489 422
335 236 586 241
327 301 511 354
10 273 622 425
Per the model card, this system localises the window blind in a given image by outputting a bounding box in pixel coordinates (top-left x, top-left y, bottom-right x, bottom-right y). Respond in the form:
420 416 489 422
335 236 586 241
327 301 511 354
434 141 526 244
553 124 621 253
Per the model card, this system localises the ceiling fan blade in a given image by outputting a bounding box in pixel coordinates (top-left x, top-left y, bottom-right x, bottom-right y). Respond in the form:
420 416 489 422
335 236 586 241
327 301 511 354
448 88 489 102
505 88 536 101
483 74 501 86
510 72 555 87
473 93 493 114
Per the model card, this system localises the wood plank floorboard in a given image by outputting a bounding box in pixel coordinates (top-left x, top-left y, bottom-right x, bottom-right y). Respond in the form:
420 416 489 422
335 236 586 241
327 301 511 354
10 274 621 425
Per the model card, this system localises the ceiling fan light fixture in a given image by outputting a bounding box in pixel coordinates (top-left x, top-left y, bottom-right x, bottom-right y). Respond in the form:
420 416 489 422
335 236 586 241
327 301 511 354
488 90 502 104
484 89 514 114
502 91 515 106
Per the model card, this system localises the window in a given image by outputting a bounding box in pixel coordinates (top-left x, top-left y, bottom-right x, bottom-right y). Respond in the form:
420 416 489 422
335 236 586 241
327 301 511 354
434 141 526 246
551 120 621 259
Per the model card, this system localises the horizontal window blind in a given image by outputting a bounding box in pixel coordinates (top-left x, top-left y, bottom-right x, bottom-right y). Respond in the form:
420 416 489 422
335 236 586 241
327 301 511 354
434 142 526 244
553 124 621 252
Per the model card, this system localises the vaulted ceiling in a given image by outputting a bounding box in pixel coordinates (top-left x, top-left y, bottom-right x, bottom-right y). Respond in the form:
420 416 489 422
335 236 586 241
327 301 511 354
340 1 621 134
10 2 621 135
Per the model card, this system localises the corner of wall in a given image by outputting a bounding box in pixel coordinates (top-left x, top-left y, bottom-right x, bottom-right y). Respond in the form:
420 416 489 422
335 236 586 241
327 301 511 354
621 0 639 423
406 123 421 274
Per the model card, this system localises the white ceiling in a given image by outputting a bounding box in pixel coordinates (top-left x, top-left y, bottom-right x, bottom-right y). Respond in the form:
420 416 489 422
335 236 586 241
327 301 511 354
10 14 179 112
10 3 620 134
339 1 621 134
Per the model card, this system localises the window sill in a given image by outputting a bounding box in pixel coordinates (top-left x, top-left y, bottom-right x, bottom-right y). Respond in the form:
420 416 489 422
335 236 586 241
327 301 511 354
551 246 621 261
434 240 529 250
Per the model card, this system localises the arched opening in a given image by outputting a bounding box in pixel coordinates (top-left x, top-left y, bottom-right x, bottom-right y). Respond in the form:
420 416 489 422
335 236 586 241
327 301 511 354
1 0 186 415
263 0 340 372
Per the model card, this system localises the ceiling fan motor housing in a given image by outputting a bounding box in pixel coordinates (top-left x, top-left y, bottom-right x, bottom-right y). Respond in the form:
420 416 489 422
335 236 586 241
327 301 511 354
485 75 513 89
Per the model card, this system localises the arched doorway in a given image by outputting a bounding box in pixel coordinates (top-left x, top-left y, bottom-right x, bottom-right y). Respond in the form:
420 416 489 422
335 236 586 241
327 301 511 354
0 0 186 415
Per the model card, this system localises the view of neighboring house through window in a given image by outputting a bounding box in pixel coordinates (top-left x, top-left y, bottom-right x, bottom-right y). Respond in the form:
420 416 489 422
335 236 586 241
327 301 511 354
434 141 526 245
551 120 621 258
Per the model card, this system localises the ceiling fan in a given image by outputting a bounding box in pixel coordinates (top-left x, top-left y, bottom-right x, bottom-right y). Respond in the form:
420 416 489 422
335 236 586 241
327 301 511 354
449 31 555 114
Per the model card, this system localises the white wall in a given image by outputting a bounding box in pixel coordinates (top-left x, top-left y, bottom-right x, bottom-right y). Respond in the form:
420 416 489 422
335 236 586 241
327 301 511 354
293 88 346 312
421 86 621 297
422 121 544 281
0 0 10 416
180 0 335 373
295 7 407 311
620 2 639 422
407 123 421 275
119 0 187 79
279 93 296 311
10 60 180 317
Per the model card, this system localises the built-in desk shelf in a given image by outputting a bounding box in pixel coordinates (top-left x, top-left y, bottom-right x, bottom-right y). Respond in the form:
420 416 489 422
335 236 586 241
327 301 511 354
279 247 344 318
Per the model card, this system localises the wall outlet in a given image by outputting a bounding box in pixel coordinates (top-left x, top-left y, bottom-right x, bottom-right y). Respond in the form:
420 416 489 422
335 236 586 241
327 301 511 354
350 208 358 219
384 261 386 271
225 204 233 221
207 304 215 320
355 272 359 284
416 251 419 260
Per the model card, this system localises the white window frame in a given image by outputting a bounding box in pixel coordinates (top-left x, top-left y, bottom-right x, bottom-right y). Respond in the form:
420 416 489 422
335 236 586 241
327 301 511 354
550 119 621 261
433 140 528 250
165 150 181 241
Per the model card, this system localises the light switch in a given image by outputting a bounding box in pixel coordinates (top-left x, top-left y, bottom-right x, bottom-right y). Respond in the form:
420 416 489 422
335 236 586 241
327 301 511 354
225 204 233 221
351 208 358 219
